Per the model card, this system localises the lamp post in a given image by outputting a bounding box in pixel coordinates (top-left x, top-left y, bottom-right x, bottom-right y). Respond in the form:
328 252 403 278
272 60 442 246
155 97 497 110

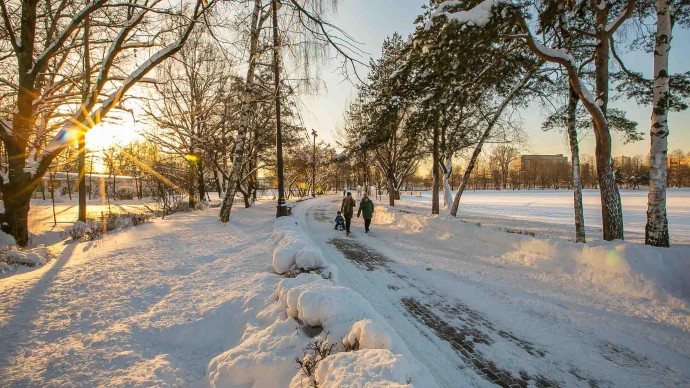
311 129 317 197
273 0 287 217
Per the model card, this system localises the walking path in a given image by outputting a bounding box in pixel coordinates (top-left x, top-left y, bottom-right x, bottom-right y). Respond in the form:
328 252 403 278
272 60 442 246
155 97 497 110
296 195 690 387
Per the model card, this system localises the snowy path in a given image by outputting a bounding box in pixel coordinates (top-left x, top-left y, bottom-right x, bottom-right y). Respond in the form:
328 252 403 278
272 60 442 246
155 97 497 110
296 196 690 387
0 205 277 386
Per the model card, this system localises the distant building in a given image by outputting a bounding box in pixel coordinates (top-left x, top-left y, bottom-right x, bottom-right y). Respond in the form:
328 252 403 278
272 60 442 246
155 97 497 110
614 155 632 167
518 154 569 189
519 154 568 171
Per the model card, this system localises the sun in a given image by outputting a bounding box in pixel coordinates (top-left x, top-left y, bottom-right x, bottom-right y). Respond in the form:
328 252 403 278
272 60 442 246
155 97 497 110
85 115 140 150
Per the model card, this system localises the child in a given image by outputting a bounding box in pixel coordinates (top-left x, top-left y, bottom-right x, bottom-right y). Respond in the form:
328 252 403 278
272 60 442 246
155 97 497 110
334 211 345 231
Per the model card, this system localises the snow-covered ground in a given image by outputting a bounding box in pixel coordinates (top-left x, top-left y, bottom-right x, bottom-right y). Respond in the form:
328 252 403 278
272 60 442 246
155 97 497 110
296 195 690 387
26 197 157 246
398 188 690 243
2 193 689 386
1 203 281 386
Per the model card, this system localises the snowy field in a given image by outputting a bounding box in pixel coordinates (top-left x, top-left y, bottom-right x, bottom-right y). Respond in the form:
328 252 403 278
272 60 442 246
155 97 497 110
1 194 689 386
397 188 690 243
26 198 156 246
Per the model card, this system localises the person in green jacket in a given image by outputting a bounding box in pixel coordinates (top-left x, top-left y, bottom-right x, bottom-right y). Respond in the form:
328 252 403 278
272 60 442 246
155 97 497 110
357 193 375 233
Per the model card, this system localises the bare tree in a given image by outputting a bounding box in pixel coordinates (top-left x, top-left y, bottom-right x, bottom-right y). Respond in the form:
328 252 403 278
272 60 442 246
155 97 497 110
0 0 212 245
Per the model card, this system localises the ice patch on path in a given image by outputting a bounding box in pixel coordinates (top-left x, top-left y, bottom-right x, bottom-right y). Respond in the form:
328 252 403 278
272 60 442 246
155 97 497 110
312 349 413 387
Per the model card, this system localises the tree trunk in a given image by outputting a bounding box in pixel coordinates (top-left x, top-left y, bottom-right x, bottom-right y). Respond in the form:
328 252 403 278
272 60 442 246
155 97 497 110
441 158 453 209
593 3 624 241
450 67 535 217
78 15 90 222
567 85 586 243
219 0 262 223
432 126 440 215
197 158 205 205
66 169 72 200
187 161 197 209
387 172 395 206
78 134 87 221
0 178 35 247
646 0 671 247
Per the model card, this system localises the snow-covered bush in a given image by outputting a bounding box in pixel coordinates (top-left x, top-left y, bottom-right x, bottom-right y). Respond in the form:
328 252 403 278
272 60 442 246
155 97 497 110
343 319 392 351
312 349 413 387
0 230 16 248
65 220 101 241
65 213 151 242
1 245 49 273
208 220 437 388
295 338 339 382
272 218 327 275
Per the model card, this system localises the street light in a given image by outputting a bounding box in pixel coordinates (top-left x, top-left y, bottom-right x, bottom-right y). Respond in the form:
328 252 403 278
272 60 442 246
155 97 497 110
311 129 317 198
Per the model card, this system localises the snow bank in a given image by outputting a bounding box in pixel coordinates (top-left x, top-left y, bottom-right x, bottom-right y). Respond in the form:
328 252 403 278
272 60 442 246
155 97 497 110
313 349 413 387
209 218 439 387
343 319 392 351
278 278 385 343
501 237 690 306
207 319 309 387
0 231 15 248
378 203 690 308
1 245 49 273
271 218 327 274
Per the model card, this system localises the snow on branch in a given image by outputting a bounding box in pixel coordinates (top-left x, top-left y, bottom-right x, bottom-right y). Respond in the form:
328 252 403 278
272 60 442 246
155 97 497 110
426 0 505 30
36 0 209 179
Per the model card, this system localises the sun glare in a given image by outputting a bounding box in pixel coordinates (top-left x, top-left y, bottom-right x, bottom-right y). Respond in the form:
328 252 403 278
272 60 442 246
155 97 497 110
85 120 140 150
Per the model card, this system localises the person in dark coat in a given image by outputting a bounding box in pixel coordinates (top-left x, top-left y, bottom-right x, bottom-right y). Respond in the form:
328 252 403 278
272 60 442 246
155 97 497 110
357 193 375 233
340 192 357 235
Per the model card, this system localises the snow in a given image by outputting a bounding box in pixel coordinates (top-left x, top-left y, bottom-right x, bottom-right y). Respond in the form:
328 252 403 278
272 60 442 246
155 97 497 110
313 349 413 387
401 189 690 243
272 218 327 274
1 203 281 386
0 231 16 248
428 0 504 30
3 192 689 386
1 245 50 275
344 319 393 350
293 195 690 386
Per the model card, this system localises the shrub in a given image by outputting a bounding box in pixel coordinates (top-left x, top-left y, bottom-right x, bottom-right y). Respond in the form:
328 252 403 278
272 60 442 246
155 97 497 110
295 338 339 386
115 187 135 200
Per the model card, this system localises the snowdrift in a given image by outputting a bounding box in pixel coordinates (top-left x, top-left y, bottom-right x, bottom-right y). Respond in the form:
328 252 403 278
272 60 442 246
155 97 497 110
377 205 690 312
208 217 438 387
272 216 328 274
0 237 50 274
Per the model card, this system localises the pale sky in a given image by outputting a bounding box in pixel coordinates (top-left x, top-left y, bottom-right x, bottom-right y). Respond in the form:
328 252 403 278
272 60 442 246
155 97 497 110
298 0 690 159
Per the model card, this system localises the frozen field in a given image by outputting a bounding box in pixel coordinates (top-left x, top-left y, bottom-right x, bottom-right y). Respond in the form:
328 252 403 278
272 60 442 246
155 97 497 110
398 189 690 243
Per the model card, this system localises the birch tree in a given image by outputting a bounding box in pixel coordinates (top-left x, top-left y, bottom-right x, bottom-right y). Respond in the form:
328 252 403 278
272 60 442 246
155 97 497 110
428 0 638 240
645 0 673 247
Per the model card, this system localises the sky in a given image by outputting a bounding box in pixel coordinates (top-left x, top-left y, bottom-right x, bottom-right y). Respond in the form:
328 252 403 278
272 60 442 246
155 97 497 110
298 0 690 160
